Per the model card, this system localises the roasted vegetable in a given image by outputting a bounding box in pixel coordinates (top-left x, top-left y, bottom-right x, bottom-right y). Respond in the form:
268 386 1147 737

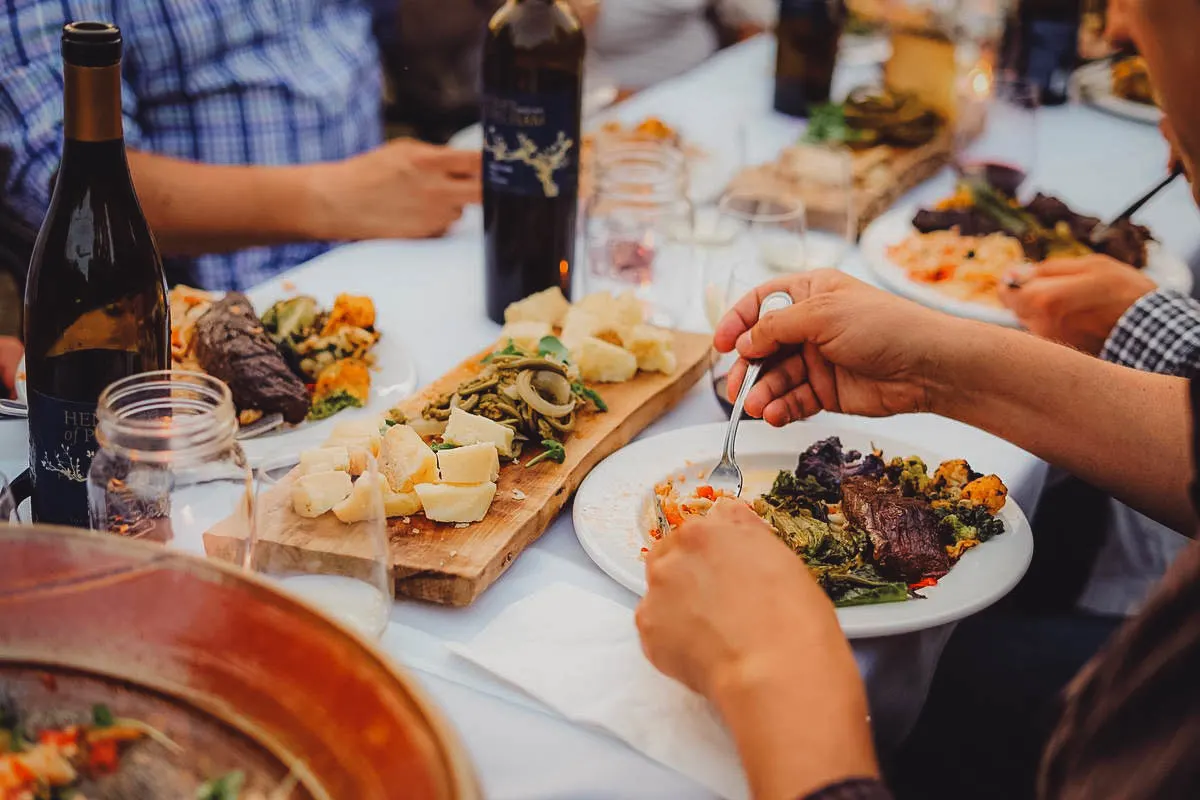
261 295 319 346
321 294 376 336
795 437 885 502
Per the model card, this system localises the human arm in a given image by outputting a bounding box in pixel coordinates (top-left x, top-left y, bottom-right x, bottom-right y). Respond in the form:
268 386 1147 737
127 142 480 256
0 337 22 400
636 501 880 800
716 271 1196 534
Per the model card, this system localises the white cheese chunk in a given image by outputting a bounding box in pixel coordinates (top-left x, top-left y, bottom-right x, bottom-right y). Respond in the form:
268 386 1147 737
383 488 422 518
299 446 350 475
621 324 678 374
499 320 552 353
559 307 603 347
415 482 497 523
504 286 570 326
442 407 515 457
437 442 501 484
380 424 438 493
332 473 385 523
577 291 644 329
292 470 353 518
324 416 383 457
570 336 638 383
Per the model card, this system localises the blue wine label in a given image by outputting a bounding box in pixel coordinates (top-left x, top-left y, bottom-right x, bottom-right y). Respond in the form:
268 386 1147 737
27 389 98 528
482 91 580 198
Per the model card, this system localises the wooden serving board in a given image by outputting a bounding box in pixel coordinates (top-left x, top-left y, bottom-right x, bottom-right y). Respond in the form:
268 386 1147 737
208 330 712 606
727 127 954 236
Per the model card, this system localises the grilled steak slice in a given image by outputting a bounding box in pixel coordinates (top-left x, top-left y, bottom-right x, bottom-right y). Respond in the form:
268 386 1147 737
194 292 310 424
1024 193 1102 243
841 476 950 582
913 209 1004 237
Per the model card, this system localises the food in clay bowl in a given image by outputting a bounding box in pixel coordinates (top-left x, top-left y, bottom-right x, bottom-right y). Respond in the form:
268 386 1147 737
0 524 477 800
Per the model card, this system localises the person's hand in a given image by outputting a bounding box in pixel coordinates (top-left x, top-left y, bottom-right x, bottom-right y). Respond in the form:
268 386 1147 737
0 337 23 400
714 270 963 426
997 256 1156 354
636 499 877 799
309 139 481 241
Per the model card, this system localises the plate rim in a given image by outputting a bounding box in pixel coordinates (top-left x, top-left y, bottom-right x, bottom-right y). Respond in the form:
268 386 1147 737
573 418 1034 639
1070 61 1163 126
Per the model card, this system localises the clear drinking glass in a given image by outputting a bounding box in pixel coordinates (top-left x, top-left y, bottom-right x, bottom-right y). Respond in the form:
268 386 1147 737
0 470 19 524
86 371 254 567
584 139 693 326
954 73 1040 198
250 455 393 639
776 142 855 269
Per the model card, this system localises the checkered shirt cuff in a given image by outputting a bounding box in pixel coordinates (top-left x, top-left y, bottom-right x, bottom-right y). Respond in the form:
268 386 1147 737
1101 289 1200 379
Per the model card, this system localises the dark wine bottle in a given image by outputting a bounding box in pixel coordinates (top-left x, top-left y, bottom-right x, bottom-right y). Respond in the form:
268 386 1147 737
482 0 585 324
774 0 845 118
23 22 170 528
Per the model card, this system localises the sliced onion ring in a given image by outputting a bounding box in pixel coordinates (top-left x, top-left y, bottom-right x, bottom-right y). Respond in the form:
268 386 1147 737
516 369 576 418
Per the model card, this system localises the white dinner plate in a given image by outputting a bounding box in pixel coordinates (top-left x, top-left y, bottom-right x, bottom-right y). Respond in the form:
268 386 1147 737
861 207 1194 327
574 418 1034 639
1069 61 1162 127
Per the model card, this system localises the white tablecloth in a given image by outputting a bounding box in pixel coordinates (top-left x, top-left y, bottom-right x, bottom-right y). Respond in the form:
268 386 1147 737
3 35 1199 799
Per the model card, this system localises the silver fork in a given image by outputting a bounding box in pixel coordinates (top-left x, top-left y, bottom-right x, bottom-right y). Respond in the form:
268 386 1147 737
235 412 285 440
707 290 794 497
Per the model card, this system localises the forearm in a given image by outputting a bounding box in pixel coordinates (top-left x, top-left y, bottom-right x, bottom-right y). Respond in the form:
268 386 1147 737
934 319 1195 533
127 150 326 257
712 644 878 800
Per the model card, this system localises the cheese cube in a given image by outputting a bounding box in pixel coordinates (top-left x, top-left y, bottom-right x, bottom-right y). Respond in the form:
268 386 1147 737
333 473 385 523
299 446 350 475
569 337 638 383
415 482 497 524
559 307 603 347
577 291 644 329
380 424 438 493
292 470 353 518
437 442 500 484
499 320 552 353
443 407 515 457
384 488 422 518
324 416 383 457
504 286 570 326
621 324 677 374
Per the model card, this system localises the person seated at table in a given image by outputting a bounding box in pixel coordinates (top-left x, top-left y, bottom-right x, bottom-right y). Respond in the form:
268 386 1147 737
636 268 1199 800
0 1 481 293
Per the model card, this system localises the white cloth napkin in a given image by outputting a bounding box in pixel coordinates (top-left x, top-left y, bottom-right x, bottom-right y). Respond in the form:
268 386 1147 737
448 582 750 800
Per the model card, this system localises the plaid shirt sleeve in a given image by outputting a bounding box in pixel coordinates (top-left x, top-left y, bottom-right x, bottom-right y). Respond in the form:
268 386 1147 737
801 778 894 800
1100 289 1200 379
0 2 144 230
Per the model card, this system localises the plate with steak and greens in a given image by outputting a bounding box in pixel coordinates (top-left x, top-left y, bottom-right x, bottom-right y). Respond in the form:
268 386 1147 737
574 418 1032 639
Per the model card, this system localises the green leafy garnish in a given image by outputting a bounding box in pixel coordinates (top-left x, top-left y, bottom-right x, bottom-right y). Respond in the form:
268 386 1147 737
537 335 569 362
802 103 862 145
196 770 245 800
525 439 566 467
307 390 363 420
430 443 460 452
572 382 608 412
482 340 524 363
92 703 114 728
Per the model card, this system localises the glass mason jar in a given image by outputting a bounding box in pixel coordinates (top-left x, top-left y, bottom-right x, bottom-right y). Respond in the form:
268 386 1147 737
87 371 254 568
584 140 694 326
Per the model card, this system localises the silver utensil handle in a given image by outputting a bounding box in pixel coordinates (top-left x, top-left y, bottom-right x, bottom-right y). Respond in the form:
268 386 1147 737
720 290 794 463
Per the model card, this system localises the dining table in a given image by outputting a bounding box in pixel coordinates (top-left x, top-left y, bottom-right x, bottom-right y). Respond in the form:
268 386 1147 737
3 35 1200 800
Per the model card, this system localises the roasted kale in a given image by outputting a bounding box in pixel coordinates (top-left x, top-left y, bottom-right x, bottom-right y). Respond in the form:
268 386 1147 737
811 562 910 607
935 503 1004 544
795 437 885 501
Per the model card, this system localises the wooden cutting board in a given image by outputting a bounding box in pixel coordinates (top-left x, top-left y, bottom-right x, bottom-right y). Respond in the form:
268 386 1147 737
208 330 712 606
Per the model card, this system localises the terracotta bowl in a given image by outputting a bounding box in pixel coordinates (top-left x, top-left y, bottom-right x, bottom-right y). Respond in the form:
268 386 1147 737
0 524 478 799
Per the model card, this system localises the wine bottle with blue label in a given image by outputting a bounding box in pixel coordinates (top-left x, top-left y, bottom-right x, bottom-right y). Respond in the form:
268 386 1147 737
482 0 586 324
23 22 170 527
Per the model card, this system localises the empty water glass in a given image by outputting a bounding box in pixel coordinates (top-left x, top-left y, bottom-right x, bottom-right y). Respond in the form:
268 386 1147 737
0 470 20 524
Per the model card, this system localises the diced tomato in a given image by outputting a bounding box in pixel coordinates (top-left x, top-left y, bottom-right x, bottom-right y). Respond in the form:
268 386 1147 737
694 485 716 501
37 728 78 748
909 577 938 590
87 739 119 775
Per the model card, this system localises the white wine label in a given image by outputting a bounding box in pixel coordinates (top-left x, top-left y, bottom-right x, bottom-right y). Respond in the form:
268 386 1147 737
482 91 580 198
27 389 98 528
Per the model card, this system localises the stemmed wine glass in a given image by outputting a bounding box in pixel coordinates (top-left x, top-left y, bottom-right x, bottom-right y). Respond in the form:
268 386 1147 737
249 454 394 639
0 470 21 524
955 73 1040 198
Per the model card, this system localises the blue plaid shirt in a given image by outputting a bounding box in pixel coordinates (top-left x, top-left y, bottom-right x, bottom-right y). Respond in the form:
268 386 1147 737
1 0 383 291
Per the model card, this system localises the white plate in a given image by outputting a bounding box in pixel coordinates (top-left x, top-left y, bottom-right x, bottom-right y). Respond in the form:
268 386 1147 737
574 419 1033 639
861 207 1194 327
1069 61 1162 126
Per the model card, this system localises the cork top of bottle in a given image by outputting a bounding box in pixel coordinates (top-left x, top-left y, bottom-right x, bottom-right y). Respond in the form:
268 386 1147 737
62 22 121 67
